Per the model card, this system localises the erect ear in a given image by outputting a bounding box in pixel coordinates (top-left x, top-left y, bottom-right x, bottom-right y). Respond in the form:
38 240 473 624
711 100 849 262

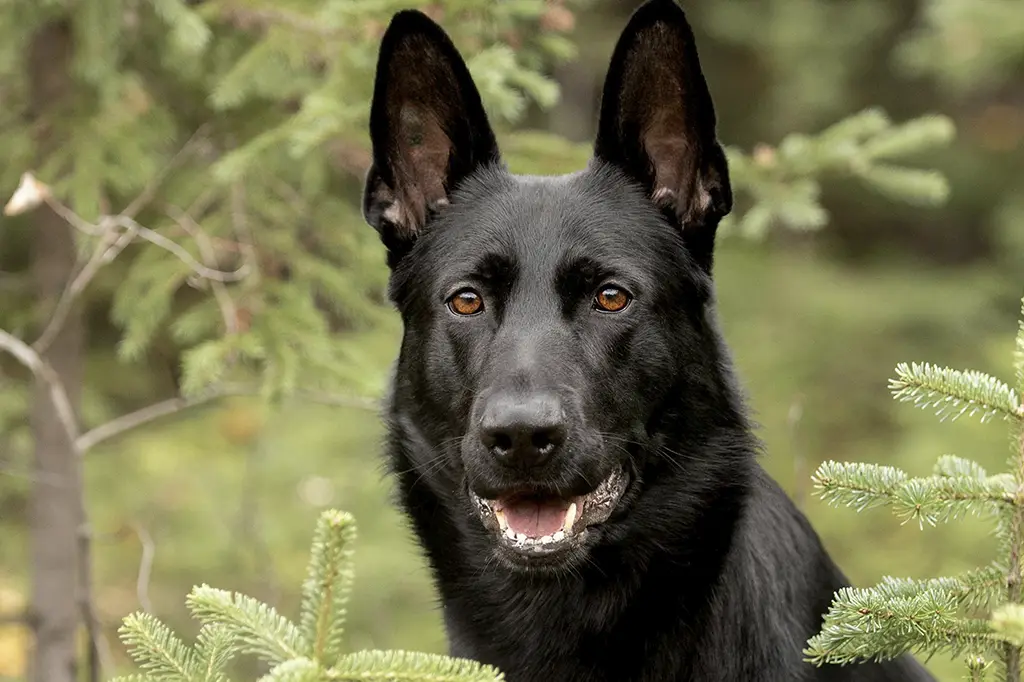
362 10 501 267
593 0 732 272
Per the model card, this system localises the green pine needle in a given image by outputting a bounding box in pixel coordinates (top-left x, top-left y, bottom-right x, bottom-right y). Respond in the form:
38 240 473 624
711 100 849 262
118 612 198 682
257 658 324 682
890 362 1022 424
115 511 508 681
812 461 1012 527
186 585 309 666
299 509 358 666
328 650 505 682
991 604 1024 648
193 624 236 682
805 583 998 666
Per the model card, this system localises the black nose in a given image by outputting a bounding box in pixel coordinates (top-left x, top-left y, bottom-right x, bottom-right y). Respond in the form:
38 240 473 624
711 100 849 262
479 392 567 470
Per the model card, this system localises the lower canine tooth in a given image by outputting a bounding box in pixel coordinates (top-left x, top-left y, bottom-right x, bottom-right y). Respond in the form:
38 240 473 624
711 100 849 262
553 530 565 542
516 533 527 543
563 502 577 533
504 527 515 540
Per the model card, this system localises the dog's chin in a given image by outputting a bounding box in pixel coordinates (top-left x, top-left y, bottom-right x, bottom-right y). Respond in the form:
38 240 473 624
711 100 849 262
469 466 630 572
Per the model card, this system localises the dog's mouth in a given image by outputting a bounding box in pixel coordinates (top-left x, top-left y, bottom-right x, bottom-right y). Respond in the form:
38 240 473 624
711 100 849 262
471 467 629 557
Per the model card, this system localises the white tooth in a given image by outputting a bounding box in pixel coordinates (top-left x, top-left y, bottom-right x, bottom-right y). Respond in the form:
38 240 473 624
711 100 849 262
495 509 507 531
504 527 516 540
516 533 527 543
563 502 577 533
553 530 565 542
539 535 552 545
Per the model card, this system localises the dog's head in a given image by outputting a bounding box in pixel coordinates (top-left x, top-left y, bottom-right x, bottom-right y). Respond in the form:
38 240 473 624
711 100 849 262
363 0 741 573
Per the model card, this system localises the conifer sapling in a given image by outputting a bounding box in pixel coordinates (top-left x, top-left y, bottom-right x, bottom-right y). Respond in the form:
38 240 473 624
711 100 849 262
111 510 505 682
805 295 1024 681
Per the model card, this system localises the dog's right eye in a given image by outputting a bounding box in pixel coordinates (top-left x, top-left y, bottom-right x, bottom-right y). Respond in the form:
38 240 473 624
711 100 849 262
447 288 484 316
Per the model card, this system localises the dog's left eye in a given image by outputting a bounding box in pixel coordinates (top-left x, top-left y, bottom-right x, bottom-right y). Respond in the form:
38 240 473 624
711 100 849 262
447 288 485 316
594 286 631 313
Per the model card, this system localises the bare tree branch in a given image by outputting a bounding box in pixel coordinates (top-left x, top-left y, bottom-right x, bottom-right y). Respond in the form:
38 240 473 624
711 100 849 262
0 329 80 449
76 385 253 453
32 226 126 355
166 205 240 334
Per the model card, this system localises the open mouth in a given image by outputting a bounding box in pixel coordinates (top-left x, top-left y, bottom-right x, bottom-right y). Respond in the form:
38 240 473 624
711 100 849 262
471 467 629 557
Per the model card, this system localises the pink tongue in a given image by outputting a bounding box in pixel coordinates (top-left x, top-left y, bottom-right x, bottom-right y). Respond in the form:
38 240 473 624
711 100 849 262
502 498 568 537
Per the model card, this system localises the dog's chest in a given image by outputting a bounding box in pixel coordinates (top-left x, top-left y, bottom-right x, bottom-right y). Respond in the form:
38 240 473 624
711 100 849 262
442 588 700 682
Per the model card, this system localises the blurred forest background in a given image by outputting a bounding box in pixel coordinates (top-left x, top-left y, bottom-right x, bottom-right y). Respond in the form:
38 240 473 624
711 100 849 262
0 1 1022 681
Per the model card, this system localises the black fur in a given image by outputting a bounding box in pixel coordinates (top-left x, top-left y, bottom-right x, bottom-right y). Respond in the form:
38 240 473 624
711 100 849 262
362 1 936 680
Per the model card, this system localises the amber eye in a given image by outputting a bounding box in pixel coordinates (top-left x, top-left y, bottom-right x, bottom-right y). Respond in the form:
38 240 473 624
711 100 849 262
447 288 484 316
594 286 631 313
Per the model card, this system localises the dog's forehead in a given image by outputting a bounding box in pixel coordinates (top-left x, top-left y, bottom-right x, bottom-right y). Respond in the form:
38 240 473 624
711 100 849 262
431 165 682 275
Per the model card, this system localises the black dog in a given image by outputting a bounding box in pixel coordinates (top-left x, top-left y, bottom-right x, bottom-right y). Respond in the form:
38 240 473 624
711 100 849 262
361 1 935 679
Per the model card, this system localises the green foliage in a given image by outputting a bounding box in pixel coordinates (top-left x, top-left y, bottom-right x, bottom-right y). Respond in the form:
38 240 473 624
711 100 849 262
805 296 1024 678
0 0 592 404
721 109 955 239
890 363 1021 424
704 0 893 130
112 510 504 682
895 0 1024 95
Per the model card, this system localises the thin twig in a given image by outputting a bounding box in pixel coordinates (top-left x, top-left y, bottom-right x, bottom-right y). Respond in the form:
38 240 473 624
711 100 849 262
76 386 254 453
128 523 155 614
106 214 251 282
166 205 239 333
32 225 124 355
0 329 80 448
31 180 251 355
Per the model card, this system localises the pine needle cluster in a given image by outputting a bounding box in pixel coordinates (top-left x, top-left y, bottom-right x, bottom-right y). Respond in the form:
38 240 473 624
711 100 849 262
722 108 955 239
805 296 1024 680
111 509 505 682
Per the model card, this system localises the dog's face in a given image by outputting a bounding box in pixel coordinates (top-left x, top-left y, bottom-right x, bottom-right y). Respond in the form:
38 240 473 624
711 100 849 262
363 0 733 573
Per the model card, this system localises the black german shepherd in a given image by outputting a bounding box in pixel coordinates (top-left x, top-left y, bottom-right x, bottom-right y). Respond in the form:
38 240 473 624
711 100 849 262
361 1 935 679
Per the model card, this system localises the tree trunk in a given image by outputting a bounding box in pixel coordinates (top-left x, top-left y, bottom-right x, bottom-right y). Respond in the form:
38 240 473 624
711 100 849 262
26 20 86 682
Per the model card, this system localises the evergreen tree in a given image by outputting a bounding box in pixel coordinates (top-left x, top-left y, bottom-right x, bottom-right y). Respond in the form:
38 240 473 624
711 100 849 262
805 296 1024 680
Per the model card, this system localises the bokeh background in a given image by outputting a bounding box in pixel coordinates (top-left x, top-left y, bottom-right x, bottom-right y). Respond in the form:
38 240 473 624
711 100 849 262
1 1 1023 681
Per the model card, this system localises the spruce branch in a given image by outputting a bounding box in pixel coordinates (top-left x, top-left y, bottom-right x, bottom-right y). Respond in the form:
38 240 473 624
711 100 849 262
721 108 955 239
327 651 504 682
186 585 309 666
804 584 998 665
299 510 357 666
118 612 198 681
993 605 1024 648
812 461 1011 527
114 510 505 681
257 659 323 682
808 296 1024 679
890 362 1023 424
193 625 235 682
